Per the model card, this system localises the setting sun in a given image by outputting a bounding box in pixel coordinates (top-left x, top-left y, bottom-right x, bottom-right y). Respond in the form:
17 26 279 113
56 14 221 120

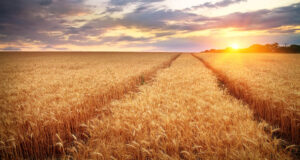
230 43 240 50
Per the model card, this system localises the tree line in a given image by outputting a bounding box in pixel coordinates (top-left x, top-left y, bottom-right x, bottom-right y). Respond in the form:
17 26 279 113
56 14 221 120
203 43 300 54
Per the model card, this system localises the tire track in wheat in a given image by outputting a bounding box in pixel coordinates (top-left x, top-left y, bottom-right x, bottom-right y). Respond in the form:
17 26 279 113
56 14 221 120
191 53 299 158
73 54 291 160
0 53 180 159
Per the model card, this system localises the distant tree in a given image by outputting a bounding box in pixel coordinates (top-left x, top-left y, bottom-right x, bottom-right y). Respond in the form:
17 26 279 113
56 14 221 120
266 43 279 52
290 44 300 52
202 43 300 54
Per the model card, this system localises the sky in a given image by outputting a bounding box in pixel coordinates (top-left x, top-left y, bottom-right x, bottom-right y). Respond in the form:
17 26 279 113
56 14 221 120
0 0 300 51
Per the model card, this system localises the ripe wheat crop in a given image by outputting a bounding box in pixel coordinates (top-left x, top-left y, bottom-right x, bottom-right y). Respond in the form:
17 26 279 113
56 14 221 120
0 52 176 159
195 53 300 145
73 55 292 159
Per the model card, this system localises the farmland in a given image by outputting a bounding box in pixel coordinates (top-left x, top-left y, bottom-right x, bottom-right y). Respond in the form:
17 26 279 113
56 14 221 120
194 53 300 144
0 52 177 158
0 52 298 159
74 54 291 159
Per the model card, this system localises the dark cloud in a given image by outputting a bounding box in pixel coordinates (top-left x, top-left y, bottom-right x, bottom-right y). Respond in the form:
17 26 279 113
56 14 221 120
0 0 90 44
118 36 150 42
1 46 21 51
102 0 164 14
98 36 151 45
45 0 90 16
41 45 68 50
109 0 164 6
105 3 300 32
39 0 53 6
0 0 89 18
211 3 300 30
69 17 119 36
155 32 175 37
68 8 198 39
190 0 246 9
104 6 123 13
122 8 198 29
134 5 149 13
268 28 299 34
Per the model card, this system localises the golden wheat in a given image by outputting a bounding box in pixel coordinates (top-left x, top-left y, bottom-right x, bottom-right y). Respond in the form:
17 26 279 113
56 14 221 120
0 52 176 158
194 53 300 145
74 54 291 159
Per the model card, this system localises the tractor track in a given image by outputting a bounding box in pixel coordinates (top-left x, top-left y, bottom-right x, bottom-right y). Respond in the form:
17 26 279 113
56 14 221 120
191 53 299 159
0 54 181 159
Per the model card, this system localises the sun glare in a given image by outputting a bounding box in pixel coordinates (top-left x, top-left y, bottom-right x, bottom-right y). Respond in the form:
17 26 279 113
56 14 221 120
230 43 240 50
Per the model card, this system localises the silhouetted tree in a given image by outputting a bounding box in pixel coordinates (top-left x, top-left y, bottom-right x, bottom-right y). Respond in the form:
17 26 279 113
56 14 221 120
202 43 300 54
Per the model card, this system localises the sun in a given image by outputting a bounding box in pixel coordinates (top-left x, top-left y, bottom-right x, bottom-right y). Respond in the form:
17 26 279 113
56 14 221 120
230 43 240 50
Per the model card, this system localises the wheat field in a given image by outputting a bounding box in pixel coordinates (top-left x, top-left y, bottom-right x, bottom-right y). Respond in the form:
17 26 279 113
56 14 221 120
0 52 298 159
0 52 176 158
194 53 300 144
74 54 291 159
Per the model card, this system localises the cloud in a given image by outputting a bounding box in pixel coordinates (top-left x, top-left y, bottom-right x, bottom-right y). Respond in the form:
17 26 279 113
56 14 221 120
211 3 300 30
1 46 21 51
98 36 151 45
104 6 124 14
112 3 300 32
41 45 68 50
118 36 150 42
0 0 91 44
45 0 91 16
121 8 198 29
190 0 246 9
0 0 89 18
0 0 299 51
155 32 175 37
69 8 198 38
109 0 164 6
39 0 53 6
101 0 164 14
101 0 165 14
134 5 150 13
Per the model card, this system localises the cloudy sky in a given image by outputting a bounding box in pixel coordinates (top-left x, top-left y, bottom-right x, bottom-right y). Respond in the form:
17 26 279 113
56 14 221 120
0 0 300 51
